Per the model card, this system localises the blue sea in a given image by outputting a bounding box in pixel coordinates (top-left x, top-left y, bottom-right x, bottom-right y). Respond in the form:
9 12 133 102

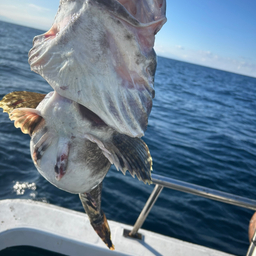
0 20 256 256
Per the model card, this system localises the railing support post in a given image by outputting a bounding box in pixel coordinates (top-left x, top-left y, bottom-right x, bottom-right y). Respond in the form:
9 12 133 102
129 184 164 237
247 229 256 256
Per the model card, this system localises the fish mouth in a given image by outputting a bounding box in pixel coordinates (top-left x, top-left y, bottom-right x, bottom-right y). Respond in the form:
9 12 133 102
97 0 166 26
94 0 166 51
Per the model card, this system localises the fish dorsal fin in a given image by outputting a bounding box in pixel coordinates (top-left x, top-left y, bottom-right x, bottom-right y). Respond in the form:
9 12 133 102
84 133 152 184
0 91 46 114
9 108 44 136
108 133 153 184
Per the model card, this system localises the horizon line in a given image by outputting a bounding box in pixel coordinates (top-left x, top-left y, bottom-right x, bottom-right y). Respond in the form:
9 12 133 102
1 19 255 80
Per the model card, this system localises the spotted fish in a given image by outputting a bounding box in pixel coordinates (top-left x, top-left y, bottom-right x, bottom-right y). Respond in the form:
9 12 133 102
0 0 166 250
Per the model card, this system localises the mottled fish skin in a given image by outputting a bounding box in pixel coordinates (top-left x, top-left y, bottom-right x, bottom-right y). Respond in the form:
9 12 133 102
29 92 108 193
0 89 152 250
28 0 166 137
30 91 152 194
0 90 153 193
0 0 167 250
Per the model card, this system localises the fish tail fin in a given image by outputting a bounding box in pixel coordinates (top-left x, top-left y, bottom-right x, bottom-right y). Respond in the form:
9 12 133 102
92 210 114 251
79 183 114 250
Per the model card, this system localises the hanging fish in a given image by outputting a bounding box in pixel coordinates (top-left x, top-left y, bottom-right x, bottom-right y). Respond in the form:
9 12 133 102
0 90 152 250
0 0 166 250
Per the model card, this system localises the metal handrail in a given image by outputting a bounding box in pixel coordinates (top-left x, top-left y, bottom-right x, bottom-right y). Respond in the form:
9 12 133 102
127 173 256 255
129 184 163 237
152 174 256 211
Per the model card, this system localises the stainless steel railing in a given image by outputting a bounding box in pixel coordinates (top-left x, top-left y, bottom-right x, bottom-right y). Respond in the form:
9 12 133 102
151 174 256 211
124 173 256 255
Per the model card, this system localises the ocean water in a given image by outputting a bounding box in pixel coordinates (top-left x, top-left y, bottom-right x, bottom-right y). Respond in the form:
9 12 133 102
0 20 256 256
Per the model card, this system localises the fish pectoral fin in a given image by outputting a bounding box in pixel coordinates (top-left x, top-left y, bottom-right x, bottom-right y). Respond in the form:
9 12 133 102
106 133 153 184
0 91 46 114
9 108 44 136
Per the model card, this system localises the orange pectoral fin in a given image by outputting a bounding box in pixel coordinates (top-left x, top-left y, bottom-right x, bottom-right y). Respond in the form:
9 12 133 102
9 108 44 136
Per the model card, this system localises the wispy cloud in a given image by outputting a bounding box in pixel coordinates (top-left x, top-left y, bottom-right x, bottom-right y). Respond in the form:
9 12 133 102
28 4 50 12
175 45 184 50
0 3 55 30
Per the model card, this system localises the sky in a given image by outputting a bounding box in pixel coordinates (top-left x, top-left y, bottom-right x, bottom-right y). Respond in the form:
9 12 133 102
0 0 255 78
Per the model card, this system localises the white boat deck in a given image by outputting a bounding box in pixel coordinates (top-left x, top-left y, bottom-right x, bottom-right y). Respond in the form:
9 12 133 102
0 199 234 256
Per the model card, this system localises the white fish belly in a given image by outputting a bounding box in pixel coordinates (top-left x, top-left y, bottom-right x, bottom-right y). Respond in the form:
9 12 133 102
30 136 110 194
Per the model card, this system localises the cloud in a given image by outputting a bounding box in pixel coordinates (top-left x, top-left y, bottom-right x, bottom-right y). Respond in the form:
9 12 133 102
1 4 18 9
176 45 184 50
0 3 54 30
28 4 50 12
154 43 256 78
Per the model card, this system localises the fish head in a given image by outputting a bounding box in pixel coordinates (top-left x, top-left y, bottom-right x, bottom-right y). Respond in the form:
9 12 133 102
28 0 166 137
